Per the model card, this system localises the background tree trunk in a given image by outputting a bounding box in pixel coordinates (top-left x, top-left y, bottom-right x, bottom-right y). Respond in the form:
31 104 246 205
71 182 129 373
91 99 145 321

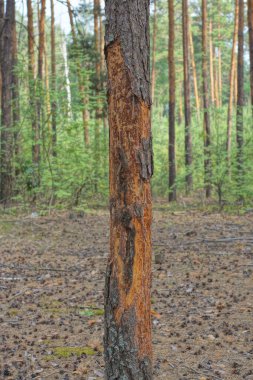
0 0 4 107
51 0 57 156
67 0 89 146
151 0 157 103
202 0 212 198
104 1 153 378
168 0 176 202
182 0 193 193
236 0 244 185
189 20 200 120
0 0 15 203
209 20 215 105
248 0 253 112
227 0 239 169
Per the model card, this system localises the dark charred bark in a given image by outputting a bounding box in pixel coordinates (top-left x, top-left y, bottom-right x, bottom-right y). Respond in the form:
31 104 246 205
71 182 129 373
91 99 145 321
182 0 193 193
202 0 212 198
236 0 244 185
0 0 15 203
168 0 176 202
51 0 57 156
248 0 253 112
104 1 153 378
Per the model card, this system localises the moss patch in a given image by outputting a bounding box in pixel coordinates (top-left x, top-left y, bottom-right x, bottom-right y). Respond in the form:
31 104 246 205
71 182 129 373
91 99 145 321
46 346 96 359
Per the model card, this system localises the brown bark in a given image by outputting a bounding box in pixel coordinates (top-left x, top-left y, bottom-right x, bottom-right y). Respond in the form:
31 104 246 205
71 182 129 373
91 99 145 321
0 0 15 202
217 1 222 107
44 38 51 121
227 0 239 166
12 4 20 172
151 0 157 103
27 0 38 169
182 0 193 193
168 0 176 202
209 20 215 105
248 0 253 111
51 0 57 156
202 0 212 198
104 1 153 378
189 20 200 120
236 0 244 182
67 0 89 146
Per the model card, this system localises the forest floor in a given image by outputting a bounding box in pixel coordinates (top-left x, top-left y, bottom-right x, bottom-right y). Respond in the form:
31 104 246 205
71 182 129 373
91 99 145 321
0 206 253 380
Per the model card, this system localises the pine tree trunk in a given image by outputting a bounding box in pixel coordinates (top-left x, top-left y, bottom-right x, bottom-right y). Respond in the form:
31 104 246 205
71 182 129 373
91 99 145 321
202 0 212 198
209 20 215 106
27 0 38 171
248 0 253 112
227 0 239 168
189 20 200 120
104 1 153 378
44 38 51 122
12 5 20 174
168 0 176 202
51 0 57 156
182 0 193 193
61 37 72 120
236 0 244 184
151 0 157 103
67 0 89 146
0 0 15 203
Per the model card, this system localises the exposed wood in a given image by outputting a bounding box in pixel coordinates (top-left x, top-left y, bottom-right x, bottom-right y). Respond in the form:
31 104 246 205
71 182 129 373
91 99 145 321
104 0 153 377
168 0 176 202
202 0 212 198
182 0 193 193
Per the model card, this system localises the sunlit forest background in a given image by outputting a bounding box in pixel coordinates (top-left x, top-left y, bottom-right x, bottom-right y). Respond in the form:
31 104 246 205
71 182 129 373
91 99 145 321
1 0 253 210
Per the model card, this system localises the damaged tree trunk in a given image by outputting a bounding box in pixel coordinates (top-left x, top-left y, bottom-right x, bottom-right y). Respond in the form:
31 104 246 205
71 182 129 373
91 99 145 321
104 1 153 379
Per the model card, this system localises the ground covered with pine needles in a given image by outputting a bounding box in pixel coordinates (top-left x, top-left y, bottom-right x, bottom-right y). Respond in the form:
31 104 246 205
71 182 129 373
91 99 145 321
0 207 253 379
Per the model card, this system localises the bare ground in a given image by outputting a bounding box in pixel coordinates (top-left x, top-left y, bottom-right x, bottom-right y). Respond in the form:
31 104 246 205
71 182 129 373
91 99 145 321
0 208 253 380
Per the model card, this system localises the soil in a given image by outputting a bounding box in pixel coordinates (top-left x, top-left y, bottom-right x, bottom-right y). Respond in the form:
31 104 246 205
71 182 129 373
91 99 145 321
0 207 253 380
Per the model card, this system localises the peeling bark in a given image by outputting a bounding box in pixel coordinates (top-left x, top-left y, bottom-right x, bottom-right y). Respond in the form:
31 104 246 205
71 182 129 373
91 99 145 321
104 1 153 378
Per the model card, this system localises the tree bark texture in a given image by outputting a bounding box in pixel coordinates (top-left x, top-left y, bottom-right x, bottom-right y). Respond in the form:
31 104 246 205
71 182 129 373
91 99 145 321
202 0 212 198
104 1 153 379
189 20 200 120
236 0 244 180
168 0 176 202
0 0 15 202
182 0 193 193
0 0 4 106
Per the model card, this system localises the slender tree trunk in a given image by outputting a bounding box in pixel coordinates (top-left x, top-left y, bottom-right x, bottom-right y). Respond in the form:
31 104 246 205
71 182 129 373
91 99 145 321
44 38 51 121
151 0 157 103
0 0 15 203
99 6 104 73
67 0 89 146
227 0 239 168
218 1 222 107
61 37 72 120
51 0 57 156
189 20 200 120
248 0 253 112
94 0 101 83
168 0 176 202
202 0 212 198
214 52 220 108
236 0 244 185
182 0 193 193
209 20 215 106
12 4 20 174
104 1 153 378
27 0 38 170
